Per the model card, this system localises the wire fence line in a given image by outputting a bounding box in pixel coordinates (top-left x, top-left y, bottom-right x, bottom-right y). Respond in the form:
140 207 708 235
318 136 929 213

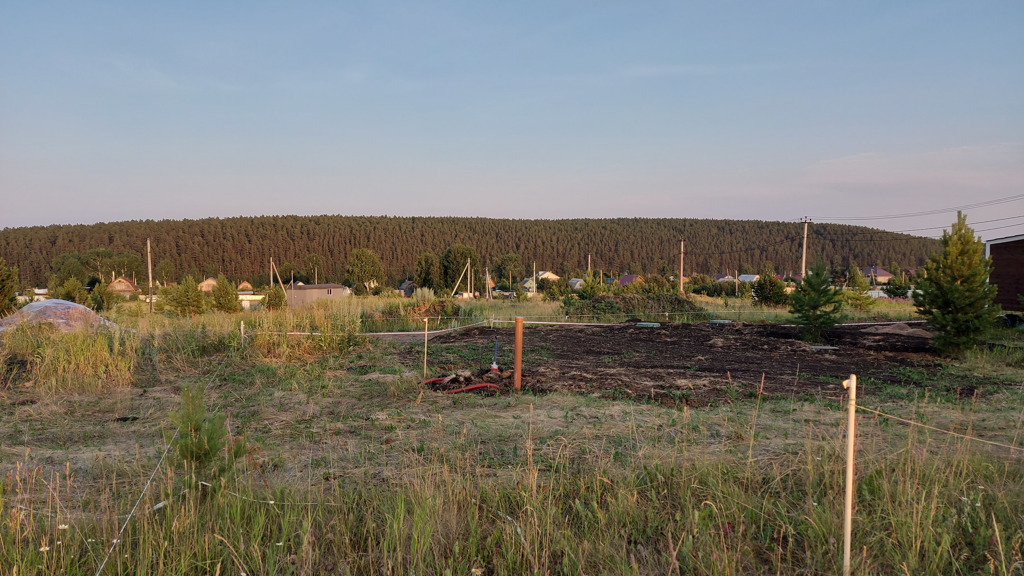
856 404 1024 454
92 362 228 576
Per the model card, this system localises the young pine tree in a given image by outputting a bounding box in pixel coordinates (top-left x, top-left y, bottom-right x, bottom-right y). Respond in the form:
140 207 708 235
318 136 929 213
170 386 245 490
262 284 287 310
751 262 788 307
789 262 846 342
168 276 207 317
842 262 874 311
211 274 243 313
913 212 999 355
0 258 18 317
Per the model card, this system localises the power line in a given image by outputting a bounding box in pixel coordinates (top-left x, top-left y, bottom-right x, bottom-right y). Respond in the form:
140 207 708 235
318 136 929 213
685 236 800 257
811 193 1024 222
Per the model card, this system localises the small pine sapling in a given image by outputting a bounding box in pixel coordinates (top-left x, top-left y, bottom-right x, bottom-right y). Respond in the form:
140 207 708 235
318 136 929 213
789 262 846 342
170 386 245 491
842 263 874 311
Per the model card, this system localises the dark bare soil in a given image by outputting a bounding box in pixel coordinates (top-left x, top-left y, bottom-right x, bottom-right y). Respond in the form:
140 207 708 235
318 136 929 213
425 322 944 406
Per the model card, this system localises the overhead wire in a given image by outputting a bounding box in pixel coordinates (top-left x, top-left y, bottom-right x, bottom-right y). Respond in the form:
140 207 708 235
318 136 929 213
811 192 1024 221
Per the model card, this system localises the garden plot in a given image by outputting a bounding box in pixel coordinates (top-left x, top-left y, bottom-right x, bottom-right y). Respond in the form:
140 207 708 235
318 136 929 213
423 322 950 405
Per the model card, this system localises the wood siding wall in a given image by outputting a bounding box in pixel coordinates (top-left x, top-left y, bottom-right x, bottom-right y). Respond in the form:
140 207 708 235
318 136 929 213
990 240 1024 310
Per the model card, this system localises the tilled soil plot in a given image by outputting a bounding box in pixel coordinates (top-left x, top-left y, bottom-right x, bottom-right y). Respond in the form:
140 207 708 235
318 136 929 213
426 322 943 406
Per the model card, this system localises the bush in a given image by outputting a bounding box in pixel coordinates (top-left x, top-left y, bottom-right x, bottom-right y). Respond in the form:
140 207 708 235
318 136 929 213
562 292 708 321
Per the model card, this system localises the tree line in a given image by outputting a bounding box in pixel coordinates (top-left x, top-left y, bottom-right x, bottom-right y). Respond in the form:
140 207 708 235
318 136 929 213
0 215 941 288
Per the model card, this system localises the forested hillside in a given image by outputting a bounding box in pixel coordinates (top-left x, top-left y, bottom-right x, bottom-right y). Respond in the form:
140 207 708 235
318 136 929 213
0 216 940 286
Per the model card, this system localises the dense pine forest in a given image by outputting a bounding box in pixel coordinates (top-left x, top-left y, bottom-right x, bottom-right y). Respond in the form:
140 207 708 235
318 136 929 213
0 215 940 287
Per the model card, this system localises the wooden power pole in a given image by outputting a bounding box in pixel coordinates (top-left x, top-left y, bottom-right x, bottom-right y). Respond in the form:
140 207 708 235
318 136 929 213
801 218 810 278
679 239 685 295
146 238 153 314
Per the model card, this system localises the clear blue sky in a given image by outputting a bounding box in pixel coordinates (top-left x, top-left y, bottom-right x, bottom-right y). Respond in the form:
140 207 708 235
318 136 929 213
2 1 1022 239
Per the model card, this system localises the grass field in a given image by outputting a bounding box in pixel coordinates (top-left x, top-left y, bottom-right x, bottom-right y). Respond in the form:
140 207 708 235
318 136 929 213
1 297 1022 575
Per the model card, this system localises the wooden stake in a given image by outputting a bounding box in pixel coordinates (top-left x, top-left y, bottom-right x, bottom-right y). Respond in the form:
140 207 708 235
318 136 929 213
513 317 524 392
423 318 430 378
842 374 857 576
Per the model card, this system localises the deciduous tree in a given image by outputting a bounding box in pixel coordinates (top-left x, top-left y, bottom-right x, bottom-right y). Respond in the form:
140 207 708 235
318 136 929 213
346 248 384 295
415 252 441 290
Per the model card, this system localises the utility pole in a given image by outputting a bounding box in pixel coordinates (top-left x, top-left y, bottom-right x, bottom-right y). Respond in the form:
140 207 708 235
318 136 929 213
587 253 591 272
801 218 810 278
146 238 153 314
679 239 685 295
533 261 537 293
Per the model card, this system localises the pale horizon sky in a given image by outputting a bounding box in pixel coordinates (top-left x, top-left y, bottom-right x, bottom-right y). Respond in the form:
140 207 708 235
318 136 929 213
2 2 1022 240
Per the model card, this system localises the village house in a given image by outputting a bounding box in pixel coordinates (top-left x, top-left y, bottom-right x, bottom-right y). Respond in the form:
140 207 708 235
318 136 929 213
737 274 760 283
108 277 140 296
399 280 418 297
285 283 352 307
569 278 585 290
862 267 893 285
198 277 218 293
619 274 643 286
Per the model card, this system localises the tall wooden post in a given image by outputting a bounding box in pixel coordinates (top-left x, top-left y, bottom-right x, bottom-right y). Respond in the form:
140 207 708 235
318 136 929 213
842 374 857 576
146 238 153 313
679 239 685 295
801 219 810 278
423 318 430 378
513 317 524 392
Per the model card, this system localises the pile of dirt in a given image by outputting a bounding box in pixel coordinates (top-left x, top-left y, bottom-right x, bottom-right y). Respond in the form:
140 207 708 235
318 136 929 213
860 323 933 339
0 300 115 333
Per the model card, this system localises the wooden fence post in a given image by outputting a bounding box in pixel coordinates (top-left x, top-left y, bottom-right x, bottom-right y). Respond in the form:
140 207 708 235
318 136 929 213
843 374 857 576
514 317 524 392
